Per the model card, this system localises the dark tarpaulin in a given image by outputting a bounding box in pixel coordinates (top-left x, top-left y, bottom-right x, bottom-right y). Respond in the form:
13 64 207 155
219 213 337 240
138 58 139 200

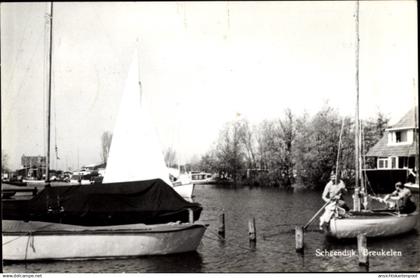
2 179 202 226
364 169 409 194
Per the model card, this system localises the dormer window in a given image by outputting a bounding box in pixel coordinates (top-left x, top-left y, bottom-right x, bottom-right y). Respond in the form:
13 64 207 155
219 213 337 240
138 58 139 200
388 129 412 145
395 131 407 143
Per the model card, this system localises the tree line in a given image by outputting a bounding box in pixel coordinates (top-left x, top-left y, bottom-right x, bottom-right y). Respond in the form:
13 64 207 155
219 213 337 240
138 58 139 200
192 105 389 190
97 104 388 190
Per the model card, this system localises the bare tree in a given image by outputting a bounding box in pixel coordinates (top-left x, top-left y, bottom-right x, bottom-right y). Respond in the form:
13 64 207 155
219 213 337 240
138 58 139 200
237 118 257 169
278 109 296 187
164 147 177 168
101 131 113 163
214 120 246 184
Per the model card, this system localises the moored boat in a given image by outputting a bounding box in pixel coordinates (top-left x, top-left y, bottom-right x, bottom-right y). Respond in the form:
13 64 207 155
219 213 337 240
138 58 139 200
172 179 195 199
191 171 216 185
2 220 206 261
168 168 195 198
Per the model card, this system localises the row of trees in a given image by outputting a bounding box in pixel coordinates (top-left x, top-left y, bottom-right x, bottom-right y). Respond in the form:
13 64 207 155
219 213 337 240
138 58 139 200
98 104 388 190
194 105 388 190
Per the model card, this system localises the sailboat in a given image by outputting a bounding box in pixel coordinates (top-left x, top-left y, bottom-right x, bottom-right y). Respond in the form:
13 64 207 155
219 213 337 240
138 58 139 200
2 3 206 261
321 1 418 239
101 65 195 199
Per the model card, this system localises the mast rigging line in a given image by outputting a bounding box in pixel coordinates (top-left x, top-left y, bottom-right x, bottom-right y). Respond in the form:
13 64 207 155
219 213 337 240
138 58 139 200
335 117 345 181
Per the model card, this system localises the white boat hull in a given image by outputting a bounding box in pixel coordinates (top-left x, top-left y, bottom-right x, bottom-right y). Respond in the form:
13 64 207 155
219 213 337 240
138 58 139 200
173 182 195 198
327 211 418 239
22 179 47 185
192 179 216 185
2 220 206 261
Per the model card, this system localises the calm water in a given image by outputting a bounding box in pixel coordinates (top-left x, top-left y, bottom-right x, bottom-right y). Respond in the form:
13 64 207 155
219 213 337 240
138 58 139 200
3 184 420 273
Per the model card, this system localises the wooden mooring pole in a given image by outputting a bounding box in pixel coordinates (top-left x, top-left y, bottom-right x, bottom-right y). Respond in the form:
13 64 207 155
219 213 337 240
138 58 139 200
295 226 304 253
357 233 369 266
296 201 330 253
248 218 257 242
218 212 225 238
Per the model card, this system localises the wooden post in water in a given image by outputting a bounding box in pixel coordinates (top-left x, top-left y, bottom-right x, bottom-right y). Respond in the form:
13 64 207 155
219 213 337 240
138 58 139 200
295 226 304 252
353 187 361 212
357 233 369 266
188 208 194 224
218 212 225 238
248 218 256 242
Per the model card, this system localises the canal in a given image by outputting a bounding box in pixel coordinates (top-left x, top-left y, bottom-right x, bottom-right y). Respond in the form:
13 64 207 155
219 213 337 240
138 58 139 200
3 184 419 272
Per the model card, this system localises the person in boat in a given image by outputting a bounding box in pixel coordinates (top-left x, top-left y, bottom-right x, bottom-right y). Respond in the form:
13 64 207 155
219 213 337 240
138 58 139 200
319 199 348 230
322 173 349 211
319 173 349 230
383 182 416 214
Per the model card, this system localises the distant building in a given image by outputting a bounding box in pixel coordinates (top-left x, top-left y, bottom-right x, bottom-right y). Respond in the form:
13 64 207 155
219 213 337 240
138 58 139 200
21 155 46 168
21 155 46 179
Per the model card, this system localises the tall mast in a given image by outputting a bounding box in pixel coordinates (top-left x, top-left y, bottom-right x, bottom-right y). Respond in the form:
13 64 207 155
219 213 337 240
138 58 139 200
46 2 53 182
352 0 362 211
354 0 360 191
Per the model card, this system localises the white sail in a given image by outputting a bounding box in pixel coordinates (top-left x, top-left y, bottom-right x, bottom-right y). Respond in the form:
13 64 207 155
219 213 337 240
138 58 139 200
103 53 171 185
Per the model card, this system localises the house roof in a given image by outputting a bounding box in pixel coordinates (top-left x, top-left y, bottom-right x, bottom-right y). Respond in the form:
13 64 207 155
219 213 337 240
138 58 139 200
388 107 418 130
366 131 417 157
366 108 419 157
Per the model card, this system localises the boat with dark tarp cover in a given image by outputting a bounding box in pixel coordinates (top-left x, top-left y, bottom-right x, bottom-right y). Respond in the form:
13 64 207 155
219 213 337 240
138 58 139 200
2 178 202 226
2 179 206 261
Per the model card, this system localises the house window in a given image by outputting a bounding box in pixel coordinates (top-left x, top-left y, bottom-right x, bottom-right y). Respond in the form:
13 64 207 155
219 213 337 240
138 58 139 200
395 131 407 143
378 158 388 169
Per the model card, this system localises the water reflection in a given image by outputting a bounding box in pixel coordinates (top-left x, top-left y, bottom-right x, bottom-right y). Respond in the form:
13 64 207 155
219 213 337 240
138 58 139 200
4 252 204 273
3 185 418 273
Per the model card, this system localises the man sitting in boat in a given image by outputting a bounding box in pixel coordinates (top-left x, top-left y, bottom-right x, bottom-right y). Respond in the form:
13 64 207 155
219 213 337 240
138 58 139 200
319 200 347 230
383 182 416 214
319 173 349 230
322 173 349 211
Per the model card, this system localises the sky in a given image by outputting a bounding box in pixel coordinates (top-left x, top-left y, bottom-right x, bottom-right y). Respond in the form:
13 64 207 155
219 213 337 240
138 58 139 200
1 2 417 171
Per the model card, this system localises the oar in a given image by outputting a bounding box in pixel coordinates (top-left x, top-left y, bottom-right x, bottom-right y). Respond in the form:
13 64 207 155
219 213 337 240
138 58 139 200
303 199 333 230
